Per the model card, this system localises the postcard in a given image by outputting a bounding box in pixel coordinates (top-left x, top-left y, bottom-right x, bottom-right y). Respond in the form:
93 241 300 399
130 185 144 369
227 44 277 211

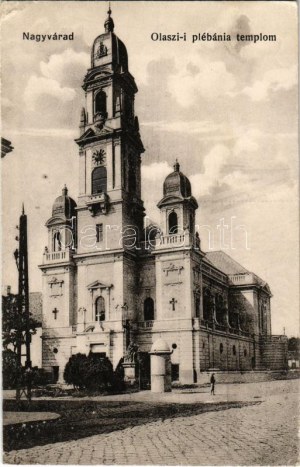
1 1 298 465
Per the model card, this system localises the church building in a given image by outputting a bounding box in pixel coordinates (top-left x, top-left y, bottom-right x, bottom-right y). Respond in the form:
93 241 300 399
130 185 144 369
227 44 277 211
39 9 287 385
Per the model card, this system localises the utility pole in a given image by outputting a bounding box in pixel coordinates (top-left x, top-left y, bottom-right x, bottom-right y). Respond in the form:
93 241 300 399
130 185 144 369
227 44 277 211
14 205 31 401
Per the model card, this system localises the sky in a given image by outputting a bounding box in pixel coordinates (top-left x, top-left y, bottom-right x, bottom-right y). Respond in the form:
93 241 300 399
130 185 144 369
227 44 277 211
1 1 298 336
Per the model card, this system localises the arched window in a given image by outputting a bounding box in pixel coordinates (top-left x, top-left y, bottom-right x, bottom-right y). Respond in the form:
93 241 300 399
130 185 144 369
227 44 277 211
95 90 107 115
203 289 213 322
144 297 154 321
220 343 224 354
216 294 225 324
92 166 107 194
168 211 178 235
195 294 200 318
53 231 62 252
95 296 105 322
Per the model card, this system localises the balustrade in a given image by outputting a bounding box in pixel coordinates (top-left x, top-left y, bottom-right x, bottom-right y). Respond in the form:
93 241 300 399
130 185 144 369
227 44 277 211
43 250 72 264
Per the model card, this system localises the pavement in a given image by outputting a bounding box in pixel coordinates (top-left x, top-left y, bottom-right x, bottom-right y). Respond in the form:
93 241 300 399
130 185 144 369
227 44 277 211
3 379 299 465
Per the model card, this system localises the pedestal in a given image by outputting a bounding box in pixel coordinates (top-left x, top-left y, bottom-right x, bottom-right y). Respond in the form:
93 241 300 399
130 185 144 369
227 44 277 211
123 361 136 385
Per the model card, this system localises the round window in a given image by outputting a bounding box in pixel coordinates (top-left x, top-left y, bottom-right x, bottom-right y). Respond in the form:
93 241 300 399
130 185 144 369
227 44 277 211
172 343 177 350
53 348 58 354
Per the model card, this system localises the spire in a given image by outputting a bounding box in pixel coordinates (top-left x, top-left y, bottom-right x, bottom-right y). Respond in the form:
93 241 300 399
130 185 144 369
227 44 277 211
22 203 25 215
104 3 114 33
62 185 68 196
173 159 180 172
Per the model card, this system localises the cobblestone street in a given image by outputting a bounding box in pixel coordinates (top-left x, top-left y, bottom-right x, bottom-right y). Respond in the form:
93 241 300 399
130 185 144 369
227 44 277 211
4 379 299 465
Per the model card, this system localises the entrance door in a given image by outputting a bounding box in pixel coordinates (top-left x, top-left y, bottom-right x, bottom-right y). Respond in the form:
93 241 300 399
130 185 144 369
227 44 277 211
138 352 151 390
52 366 59 383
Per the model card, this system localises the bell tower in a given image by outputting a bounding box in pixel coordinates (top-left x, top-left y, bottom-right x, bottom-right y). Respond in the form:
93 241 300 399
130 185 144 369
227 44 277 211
76 7 145 254
157 160 198 237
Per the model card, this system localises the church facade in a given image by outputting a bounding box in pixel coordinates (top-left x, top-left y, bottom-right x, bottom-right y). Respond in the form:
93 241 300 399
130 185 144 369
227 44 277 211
39 9 287 384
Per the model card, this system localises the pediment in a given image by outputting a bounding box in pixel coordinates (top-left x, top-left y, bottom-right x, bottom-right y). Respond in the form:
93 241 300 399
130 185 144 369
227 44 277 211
157 194 183 208
261 282 272 296
45 216 67 227
84 67 112 84
87 280 112 290
96 126 113 136
75 128 96 143
75 125 114 146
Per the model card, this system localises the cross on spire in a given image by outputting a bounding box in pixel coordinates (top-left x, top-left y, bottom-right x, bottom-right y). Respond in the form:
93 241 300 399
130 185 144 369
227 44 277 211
52 308 59 320
169 297 177 311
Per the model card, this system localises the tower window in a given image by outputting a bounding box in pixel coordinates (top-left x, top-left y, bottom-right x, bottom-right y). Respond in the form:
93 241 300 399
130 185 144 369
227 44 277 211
168 211 178 235
220 343 224 354
144 297 154 321
95 296 105 322
53 231 62 252
233 345 236 356
96 224 103 242
95 90 107 116
92 166 107 194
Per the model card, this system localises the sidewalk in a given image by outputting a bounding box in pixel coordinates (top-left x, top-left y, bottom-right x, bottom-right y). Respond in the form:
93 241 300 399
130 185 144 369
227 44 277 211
3 378 298 404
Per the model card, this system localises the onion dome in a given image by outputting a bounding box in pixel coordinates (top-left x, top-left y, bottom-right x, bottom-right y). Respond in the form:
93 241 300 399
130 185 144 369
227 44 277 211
151 338 171 354
88 7 129 74
52 185 77 219
163 160 192 198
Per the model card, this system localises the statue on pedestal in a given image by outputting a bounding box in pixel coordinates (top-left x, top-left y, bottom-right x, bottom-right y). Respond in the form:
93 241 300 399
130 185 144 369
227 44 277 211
124 340 138 363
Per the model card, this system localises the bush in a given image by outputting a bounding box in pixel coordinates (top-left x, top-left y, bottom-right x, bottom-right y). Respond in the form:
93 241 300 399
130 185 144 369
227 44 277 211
112 357 126 391
31 367 50 387
63 353 89 389
2 349 22 389
63 353 115 391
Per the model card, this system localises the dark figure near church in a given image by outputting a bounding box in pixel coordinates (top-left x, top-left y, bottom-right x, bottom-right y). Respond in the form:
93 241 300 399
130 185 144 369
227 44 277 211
210 373 216 395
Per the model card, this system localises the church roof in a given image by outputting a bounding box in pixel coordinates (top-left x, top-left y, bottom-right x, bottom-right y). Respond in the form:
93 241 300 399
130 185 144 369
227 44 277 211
205 250 249 275
205 250 270 291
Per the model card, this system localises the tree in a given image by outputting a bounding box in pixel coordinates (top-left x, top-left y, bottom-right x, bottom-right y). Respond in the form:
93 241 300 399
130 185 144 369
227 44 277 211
288 337 300 354
2 293 39 352
2 349 22 389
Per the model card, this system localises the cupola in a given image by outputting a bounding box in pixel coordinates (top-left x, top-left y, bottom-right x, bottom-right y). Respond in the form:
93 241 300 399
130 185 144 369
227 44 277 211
52 185 77 219
163 160 192 198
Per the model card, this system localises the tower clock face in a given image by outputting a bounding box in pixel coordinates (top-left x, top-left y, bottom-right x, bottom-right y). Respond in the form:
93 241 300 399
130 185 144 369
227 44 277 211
92 149 106 165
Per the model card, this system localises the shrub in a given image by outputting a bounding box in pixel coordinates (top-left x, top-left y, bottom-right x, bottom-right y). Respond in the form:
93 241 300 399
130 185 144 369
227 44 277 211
2 349 22 389
63 353 115 391
63 353 89 389
112 357 126 391
31 367 50 387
